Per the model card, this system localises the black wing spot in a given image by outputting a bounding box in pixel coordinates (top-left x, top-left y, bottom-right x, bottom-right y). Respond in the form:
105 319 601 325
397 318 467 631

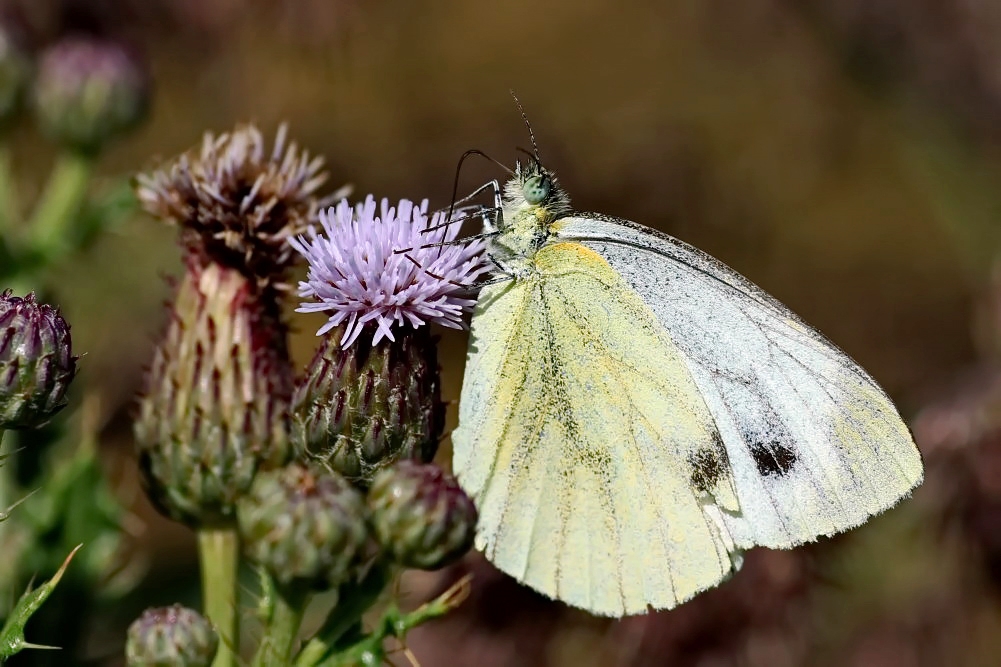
689 432 730 493
751 440 797 477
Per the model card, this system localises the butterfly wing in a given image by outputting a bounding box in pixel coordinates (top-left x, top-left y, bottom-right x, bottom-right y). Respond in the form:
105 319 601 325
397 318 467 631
554 214 923 549
453 242 743 616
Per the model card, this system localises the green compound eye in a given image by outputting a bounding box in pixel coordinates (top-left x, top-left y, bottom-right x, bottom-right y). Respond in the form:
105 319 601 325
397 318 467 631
522 174 551 205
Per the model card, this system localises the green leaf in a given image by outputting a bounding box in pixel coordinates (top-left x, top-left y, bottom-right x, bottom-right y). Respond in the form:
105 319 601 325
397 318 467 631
19 442 126 588
0 545 81 659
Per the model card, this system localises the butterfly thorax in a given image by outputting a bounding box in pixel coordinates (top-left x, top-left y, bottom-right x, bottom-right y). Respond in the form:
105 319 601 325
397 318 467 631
488 162 572 278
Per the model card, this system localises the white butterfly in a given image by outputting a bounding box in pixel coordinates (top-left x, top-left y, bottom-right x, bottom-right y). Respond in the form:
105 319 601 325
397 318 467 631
450 148 923 617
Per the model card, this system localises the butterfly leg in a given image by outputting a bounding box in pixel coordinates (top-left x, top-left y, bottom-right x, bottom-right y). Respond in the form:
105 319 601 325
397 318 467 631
428 180 503 233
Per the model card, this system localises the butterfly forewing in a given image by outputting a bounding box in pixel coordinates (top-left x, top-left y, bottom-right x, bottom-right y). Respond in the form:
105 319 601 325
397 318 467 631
555 214 924 549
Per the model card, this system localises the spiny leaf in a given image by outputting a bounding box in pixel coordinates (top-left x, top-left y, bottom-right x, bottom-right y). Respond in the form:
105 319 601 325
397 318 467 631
0 545 81 659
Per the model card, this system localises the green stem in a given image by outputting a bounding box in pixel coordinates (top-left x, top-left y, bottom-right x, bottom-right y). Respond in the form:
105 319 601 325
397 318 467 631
26 152 93 264
0 428 10 509
294 567 389 667
253 586 308 667
0 144 18 234
198 527 240 667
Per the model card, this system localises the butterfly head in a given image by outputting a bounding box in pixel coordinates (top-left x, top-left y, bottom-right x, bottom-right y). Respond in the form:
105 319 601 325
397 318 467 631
502 159 571 227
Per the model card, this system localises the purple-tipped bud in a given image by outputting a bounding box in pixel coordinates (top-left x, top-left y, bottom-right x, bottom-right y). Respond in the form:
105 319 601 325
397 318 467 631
238 462 370 591
0 291 76 430
292 325 443 486
125 605 218 667
34 36 148 154
368 461 477 570
135 262 292 527
0 21 31 129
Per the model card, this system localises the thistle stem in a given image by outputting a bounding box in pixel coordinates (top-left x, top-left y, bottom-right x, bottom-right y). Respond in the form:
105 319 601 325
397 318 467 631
198 527 240 667
294 567 389 666
253 586 308 667
0 144 18 234
26 151 92 263
0 427 12 530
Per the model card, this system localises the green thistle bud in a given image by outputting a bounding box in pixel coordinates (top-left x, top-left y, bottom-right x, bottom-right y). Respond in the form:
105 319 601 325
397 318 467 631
368 461 477 570
0 291 76 430
33 37 148 154
292 326 444 486
0 22 31 130
125 605 218 667
238 462 370 591
135 262 292 527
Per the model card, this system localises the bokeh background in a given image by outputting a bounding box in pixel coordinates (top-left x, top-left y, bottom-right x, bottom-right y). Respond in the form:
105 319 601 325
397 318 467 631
7 0 1001 664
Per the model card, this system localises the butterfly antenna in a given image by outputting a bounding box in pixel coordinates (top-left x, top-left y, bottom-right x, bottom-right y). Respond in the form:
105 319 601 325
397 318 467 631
510 89 542 164
515 146 543 170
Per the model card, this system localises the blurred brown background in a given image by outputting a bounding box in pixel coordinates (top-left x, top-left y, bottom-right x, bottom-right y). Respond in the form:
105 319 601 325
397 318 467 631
9 0 1001 664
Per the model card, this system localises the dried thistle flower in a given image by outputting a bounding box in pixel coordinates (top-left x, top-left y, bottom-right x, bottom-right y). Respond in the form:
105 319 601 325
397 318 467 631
125 605 217 667
136 124 329 287
290 197 487 483
134 123 329 527
33 37 148 154
0 290 76 430
237 462 369 591
368 461 477 570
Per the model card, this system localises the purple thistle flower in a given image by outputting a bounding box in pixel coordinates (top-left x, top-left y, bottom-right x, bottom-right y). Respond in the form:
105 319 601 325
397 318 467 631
290 196 490 347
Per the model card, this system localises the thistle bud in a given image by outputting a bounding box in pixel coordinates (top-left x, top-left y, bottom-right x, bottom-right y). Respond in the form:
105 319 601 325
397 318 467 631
0 291 76 430
368 461 477 570
0 22 31 130
135 262 292 527
289 197 488 485
125 605 218 667
292 326 443 485
34 37 148 154
238 462 369 591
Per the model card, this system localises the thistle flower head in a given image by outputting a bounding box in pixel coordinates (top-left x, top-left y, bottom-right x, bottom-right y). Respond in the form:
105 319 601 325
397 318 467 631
34 36 148 154
290 196 489 347
136 124 328 284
